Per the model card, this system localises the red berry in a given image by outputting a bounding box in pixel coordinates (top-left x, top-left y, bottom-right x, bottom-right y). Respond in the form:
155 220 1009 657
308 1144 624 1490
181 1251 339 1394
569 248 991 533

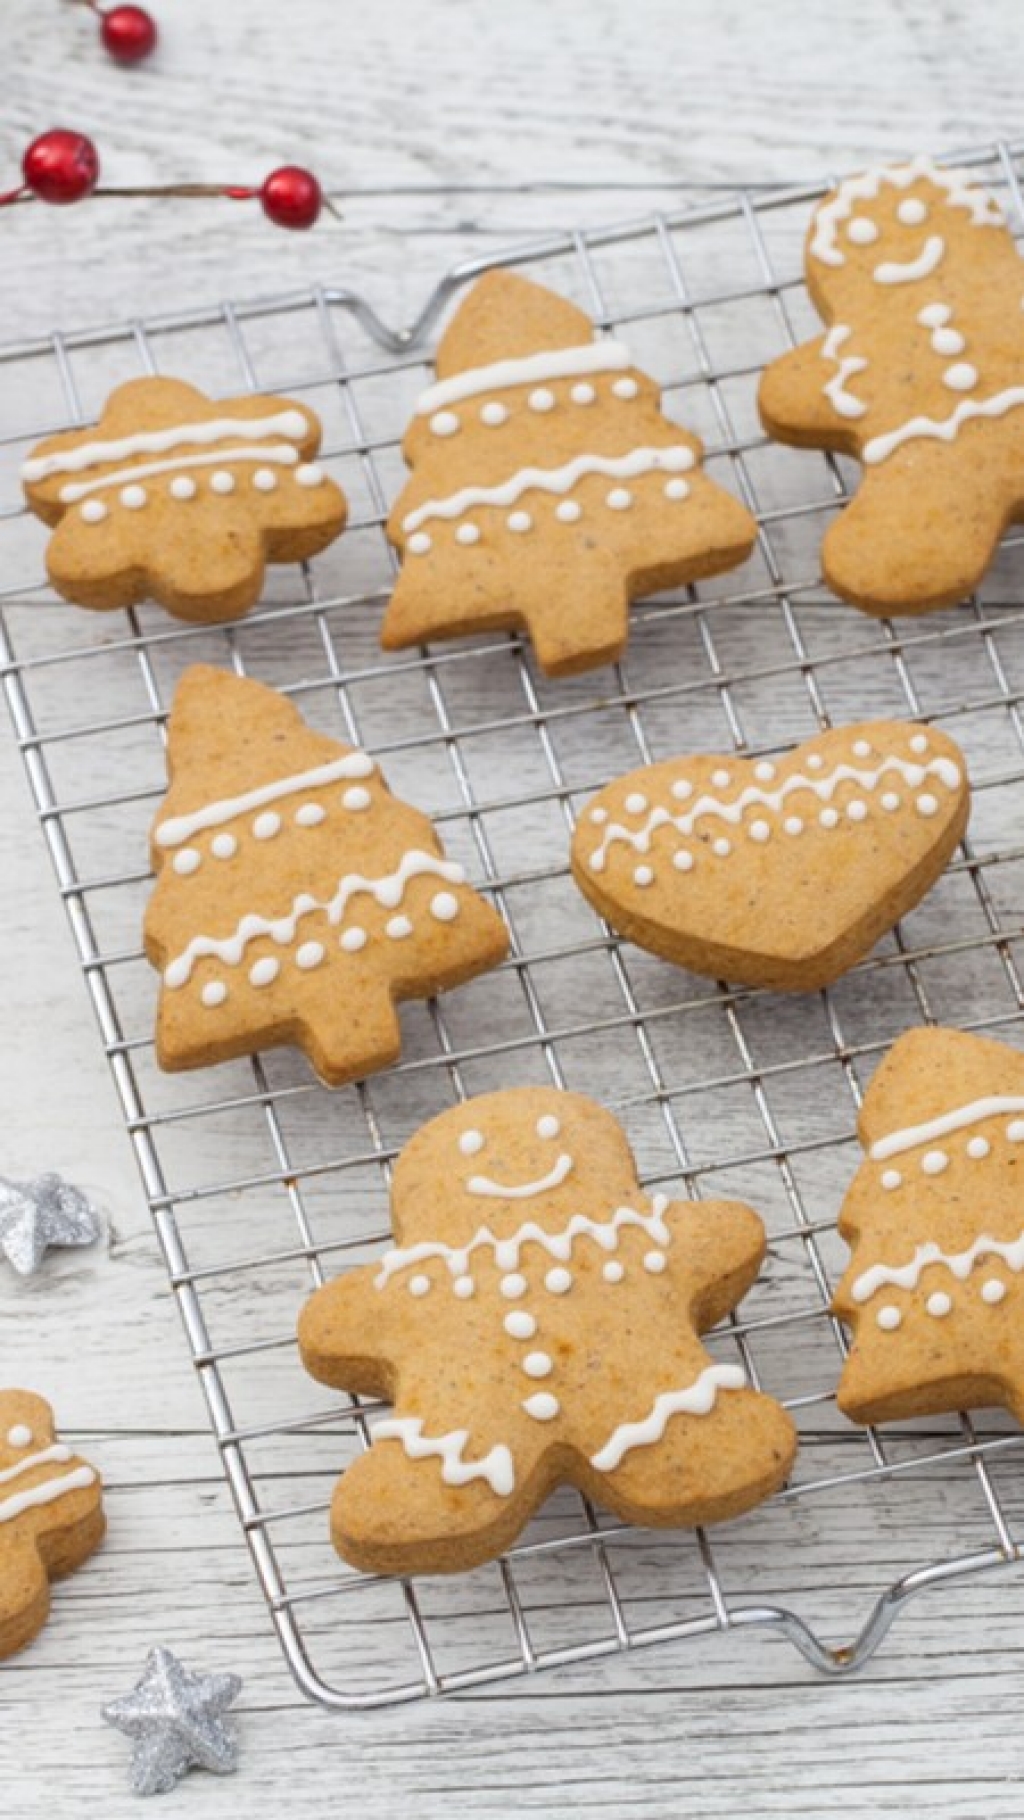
22 130 100 206
260 166 322 231
101 5 158 64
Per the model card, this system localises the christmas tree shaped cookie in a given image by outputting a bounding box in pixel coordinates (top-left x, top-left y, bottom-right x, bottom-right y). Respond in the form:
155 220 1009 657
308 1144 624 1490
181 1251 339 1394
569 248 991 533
22 376 347 622
144 668 509 1085
759 155 1021 614
383 271 757 675
299 1088 796 1574
0 1390 104 1658
834 1027 1024 1425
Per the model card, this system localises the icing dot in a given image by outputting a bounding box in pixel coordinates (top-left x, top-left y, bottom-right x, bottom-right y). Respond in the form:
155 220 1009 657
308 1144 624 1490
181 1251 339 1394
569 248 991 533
253 468 277 492
876 1305 902 1330
173 847 201 876
522 1351 553 1379
820 808 839 829
296 941 325 970
544 1267 572 1295
672 849 694 871
6 1426 32 1448
612 377 639 399
459 1130 485 1156
916 793 939 816
712 837 731 858
917 303 951 328
852 740 872 758
210 470 236 494
966 1137 990 1159
603 1260 625 1283
556 499 582 523
931 327 965 355
297 463 324 487
528 387 555 412
249 957 279 988
783 816 804 836
522 1392 560 1421
643 1250 667 1274
633 864 654 886
897 197 928 225
169 475 196 501
711 768 731 788
1007 1120 1024 1142
981 1279 1007 1305
670 779 693 801
806 754 825 771
211 833 237 859
430 891 460 922
430 411 460 437
909 733 929 754
453 1275 475 1298
456 523 481 545
121 483 146 509
607 487 633 510
664 477 690 500
881 792 901 811
505 1311 537 1339
295 803 326 827
847 216 879 244
943 362 978 392
253 811 281 840
340 926 367 952
386 915 413 939
754 761 776 782
342 786 371 811
590 807 608 824
906 764 926 786
625 792 648 814
926 1291 952 1318
846 799 868 822
480 402 507 426
507 510 532 533
536 1115 560 1139
405 1275 430 1298
80 498 108 522
881 1169 902 1190
922 1150 949 1175
749 819 771 843
571 382 596 404
407 532 432 555
501 1274 528 1300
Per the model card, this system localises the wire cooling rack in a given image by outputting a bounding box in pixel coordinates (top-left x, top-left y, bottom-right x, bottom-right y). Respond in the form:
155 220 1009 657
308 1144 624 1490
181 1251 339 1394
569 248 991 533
3 140 1024 1709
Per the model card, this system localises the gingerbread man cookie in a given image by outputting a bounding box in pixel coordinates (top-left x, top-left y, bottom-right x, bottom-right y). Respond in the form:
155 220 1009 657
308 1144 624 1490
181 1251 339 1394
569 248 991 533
572 720 969 990
22 376 347 622
299 1089 796 1574
144 667 509 1085
834 1027 1024 1426
382 270 757 675
0 1390 104 1658
759 155 1021 614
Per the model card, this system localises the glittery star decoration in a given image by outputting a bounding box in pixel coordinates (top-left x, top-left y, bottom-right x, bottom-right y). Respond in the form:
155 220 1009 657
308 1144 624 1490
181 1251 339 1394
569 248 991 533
0 1172 102 1276
102 1646 243 1797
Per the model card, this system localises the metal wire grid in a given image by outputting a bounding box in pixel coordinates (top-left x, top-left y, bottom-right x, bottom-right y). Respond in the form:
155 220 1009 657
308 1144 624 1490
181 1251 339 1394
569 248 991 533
3 140 1024 1708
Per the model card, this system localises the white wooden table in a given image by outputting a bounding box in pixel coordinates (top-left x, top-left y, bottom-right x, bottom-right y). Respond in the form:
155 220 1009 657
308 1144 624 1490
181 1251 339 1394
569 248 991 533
3 1 1024 1811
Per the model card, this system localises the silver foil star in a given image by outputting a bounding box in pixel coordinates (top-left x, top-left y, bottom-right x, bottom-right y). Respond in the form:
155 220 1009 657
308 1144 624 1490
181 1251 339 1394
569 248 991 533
102 1646 242 1797
0 1171 102 1276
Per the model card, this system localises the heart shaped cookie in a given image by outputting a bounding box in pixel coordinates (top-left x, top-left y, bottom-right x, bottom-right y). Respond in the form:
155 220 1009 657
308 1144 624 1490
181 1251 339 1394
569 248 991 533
571 721 969 990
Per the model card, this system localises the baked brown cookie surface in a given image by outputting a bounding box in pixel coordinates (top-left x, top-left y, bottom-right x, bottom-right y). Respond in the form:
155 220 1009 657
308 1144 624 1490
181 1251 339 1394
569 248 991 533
759 155 1021 615
22 376 347 621
144 666 509 1085
572 721 968 990
0 1390 104 1659
383 270 757 675
299 1088 796 1575
834 1027 1024 1426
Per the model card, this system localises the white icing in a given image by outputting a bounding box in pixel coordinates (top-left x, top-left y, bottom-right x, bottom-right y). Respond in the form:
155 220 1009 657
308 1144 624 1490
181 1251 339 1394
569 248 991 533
711 769 731 788
504 1311 537 1339
876 1306 902 1330
201 981 227 1007
163 850 465 988
868 1095 1024 1161
528 387 555 412
917 794 939 816
590 1363 747 1472
926 1290 952 1317
249 957 279 987
881 1169 902 1190
898 198 928 225
922 1149 949 1174
430 891 460 921
603 1260 624 1283
932 328 965 355
408 1275 431 1297
253 468 277 492
0 1441 71 1486
607 486 633 509
863 386 1024 465
459 1129 485 1156
430 411 460 437
643 1249 666 1273
0 1465 96 1525
480 402 507 426
982 1279 1007 1304
556 499 583 522
571 382 596 404
58 444 301 504
253 811 281 840
851 1229 1024 1303
822 324 868 419
967 1137 991 1159
942 362 978 391
522 1352 553 1379
374 1195 672 1289
80 499 107 523
873 235 946 284
847 217 879 245
415 340 632 415
210 470 235 494
155 752 374 848
6 1427 32 1449
507 510 532 533
342 786 371 811
466 1153 574 1200
917 303 952 329
407 532 431 555
296 463 324 487
173 848 200 876
386 915 413 939
522 1393 560 1421
544 1267 572 1294
121 484 146 509
24 407 308 483
500 1273 527 1299
295 804 325 828
634 865 654 886
400 445 695 534
456 523 480 545
453 1276 475 1298
809 157 1002 269
212 833 237 859
612 377 639 399
340 927 367 953
664 478 689 500
536 1115 560 1139
295 940 325 970
372 1417 515 1496
169 475 196 500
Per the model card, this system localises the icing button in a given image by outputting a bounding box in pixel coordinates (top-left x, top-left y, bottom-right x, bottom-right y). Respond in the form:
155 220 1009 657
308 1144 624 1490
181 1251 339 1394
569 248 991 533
210 470 236 494
544 1267 572 1295
926 1291 952 1318
876 1305 902 1330
121 483 146 509
522 1351 553 1379
507 510 532 533
501 1273 528 1299
522 1392 560 1421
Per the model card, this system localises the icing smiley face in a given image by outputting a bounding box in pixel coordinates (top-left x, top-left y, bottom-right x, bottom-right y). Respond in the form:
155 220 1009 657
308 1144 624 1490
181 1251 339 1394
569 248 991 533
457 1111 574 1200
808 156 1003 293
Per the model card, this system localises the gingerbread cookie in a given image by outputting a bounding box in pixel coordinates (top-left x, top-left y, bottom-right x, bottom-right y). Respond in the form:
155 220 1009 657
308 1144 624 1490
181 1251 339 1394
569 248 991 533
22 376 347 622
571 721 968 991
382 270 757 675
0 1390 104 1658
759 155 1021 615
834 1027 1024 1425
144 667 509 1085
299 1088 796 1575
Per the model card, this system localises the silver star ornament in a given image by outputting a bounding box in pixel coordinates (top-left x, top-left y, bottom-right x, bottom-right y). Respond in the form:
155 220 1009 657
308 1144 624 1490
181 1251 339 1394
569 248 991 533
102 1645 243 1797
0 1171 102 1276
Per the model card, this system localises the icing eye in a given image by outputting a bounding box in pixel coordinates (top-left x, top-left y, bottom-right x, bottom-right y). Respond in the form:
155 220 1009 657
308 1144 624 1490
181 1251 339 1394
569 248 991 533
536 1115 560 1140
847 216 879 245
897 198 928 226
459 1129 485 1157
6 1425 32 1449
